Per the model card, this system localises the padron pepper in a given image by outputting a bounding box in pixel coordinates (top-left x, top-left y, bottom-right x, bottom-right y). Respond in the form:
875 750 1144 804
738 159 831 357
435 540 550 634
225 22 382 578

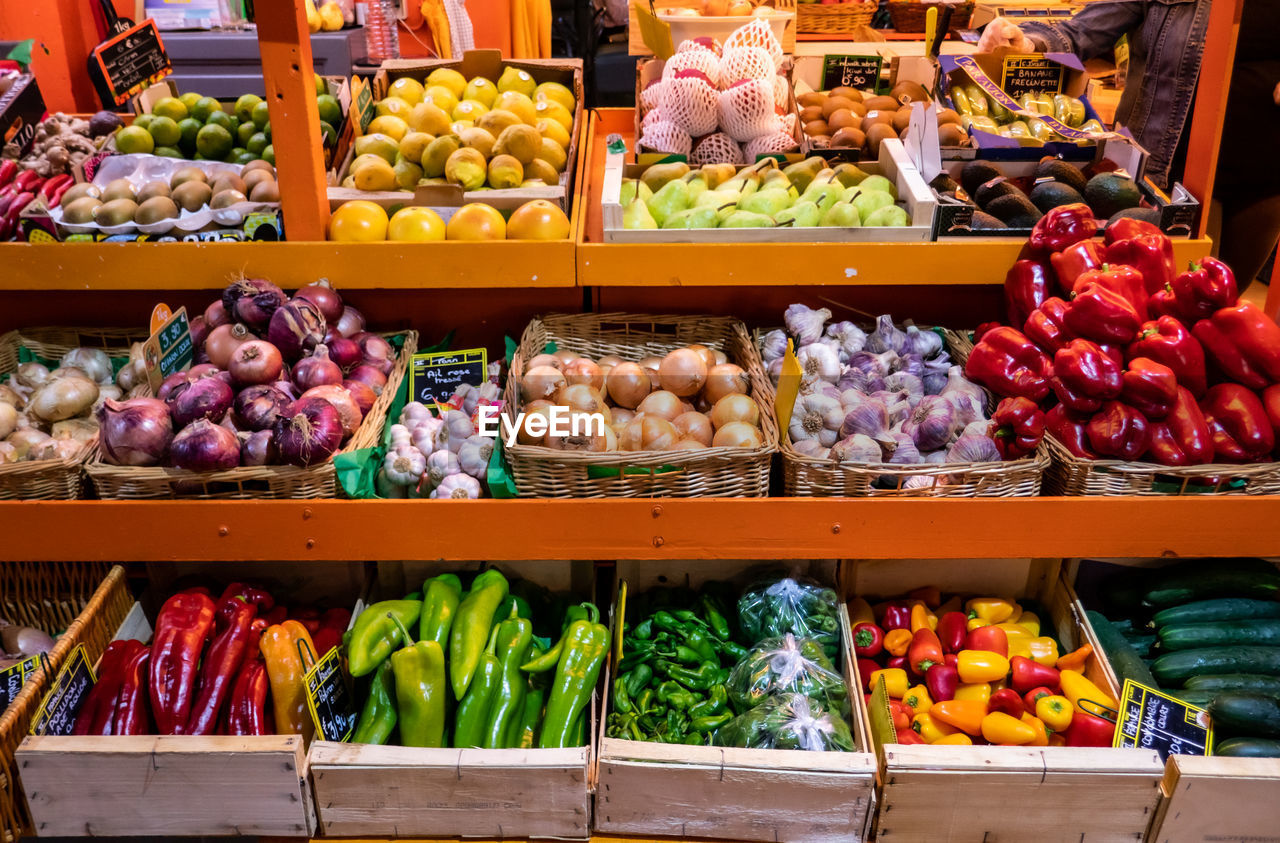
1199 384 1275 462
1121 357 1178 420
353 660 397 745
539 602 609 749
1168 257 1238 321
964 326 1053 402
1086 401 1150 461
454 626 502 748
450 569 509 699
1107 232 1176 295
1030 203 1097 255
347 599 422 678
260 619 317 740
1052 339 1122 413
1024 296 1075 354
1050 238 1106 294
150 590 216 735
1193 301 1280 390
484 605 534 749
388 613 447 748
1004 258 1054 328
1065 280 1143 346
418 574 463 650
1128 316 1208 397
989 396 1046 460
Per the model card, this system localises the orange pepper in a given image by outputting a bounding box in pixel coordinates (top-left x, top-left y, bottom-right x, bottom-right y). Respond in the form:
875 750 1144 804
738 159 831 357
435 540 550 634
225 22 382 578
931 699 988 735
1056 643 1093 672
981 711 1037 745
910 602 937 633
933 732 973 745
260 619 317 741
1020 712 1050 746
884 628 912 657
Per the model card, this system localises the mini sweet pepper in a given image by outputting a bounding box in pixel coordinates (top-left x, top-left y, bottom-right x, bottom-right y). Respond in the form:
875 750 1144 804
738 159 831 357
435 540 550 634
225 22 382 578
908 627 944 674
966 625 1009 658
1036 694 1075 732
1009 655 1060 693
957 650 1010 684
932 699 988 735
983 710 1038 745
1060 669 1118 713
912 711 959 743
871 667 909 699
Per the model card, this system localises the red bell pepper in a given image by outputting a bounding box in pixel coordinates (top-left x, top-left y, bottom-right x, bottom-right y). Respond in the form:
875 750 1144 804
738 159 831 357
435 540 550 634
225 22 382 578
1121 358 1178 420
149 590 216 735
1199 384 1275 462
1046 405 1097 458
1024 297 1075 354
853 622 885 658
112 647 152 736
1030 202 1097 254
1128 317 1208 397
1149 285 1183 321
1052 339 1123 413
856 656 880 691
1193 301 1280 390
1072 264 1148 321
936 612 968 654
926 663 960 702
1263 384 1280 452
989 688 1025 717
1063 711 1116 746
965 326 1053 402
989 396 1046 460
1009 655 1061 694
1104 217 1163 244
1023 685 1055 714
1169 257 1238 322
974 321 1002 344
908 627 945 675
72 639 146 735
887 655 908 671
227 659 271 736
882 602 912 631
1086 401 1150 461
1148 387 1215 466
1050 239 1105 295
1107 233 1176 295
1065 282 1143 346
187 599 256 735
965 625 1008 658
896 726 926 745
1004 259 1054 328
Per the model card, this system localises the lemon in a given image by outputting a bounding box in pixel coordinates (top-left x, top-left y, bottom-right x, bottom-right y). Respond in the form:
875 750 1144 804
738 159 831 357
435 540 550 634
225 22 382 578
537 118 571 149
179 92 203 111
452 100 489 122
196 123 233 160
328 200 389 241
366 115 409 142
315 73 328 96
147 115 182 147
153 96 189 122
262 144 275 165
493 91 536 125
387 77 425 105
463 77 497 108
115 125 155 154
376 97 411 119
154 145 183 158
534 81 576 113
237 121 257 146
206 110 235 132
425 67 466 98
533 99 573 132
424 85 459 113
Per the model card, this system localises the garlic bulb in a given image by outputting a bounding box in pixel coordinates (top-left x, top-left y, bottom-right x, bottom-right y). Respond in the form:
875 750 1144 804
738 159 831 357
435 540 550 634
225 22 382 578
760 329 788 363
457 434 493 479
831 433 882 463
922 449 948 464
791 439 830 460
383 444 426 486
426 449 461 487
789 393 843 447
902 325 944 359
840 396 891 445
825 321 867 360
796 342 840 383
434 410 475 453
784 304 832 345
886 432 922 465
947 431 1002 463
941 367 987 428
60 347 113 385
882 372 924 406
866 314 908 354
431 472 482 499
0 402 15 439
900 395 959 452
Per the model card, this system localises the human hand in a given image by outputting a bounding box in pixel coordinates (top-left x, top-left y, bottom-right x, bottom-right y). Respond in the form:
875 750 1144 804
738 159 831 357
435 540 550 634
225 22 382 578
976 16 1036 53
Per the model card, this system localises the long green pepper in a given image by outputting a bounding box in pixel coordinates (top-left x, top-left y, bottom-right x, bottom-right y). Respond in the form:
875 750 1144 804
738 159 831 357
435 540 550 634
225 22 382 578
418 574 462 650
450 569 509 699
347 599 422 677
539 602 609 749
352 660 397 745
452 626 501 748
483 606 533 749
388 613 447 748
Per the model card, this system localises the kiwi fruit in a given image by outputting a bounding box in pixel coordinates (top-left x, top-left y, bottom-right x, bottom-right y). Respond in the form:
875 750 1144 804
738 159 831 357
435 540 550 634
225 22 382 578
889 81 929 103
865 123 898 158
847 101 868 118
1034 158 1089 194
210 189 247 209
100 179 137 203
93 198 138 226
828 109 859 132
172 181 213 212
860 111 894 134
821 96 857 119
975 178 1024 208
830 127 865 149
829 87 863 102
170 167 208 188
988 193 1043 226
797 91 825 108
241 160 275 176
961 161 1005 195
936 108 962 127
60 183 101 205
804 120 831 137
800 105 824 123
891 107 913 133
242 169 275 193
863 95 900 112
1029 181 1086 213
210 173 247 196
249 180 281 203
938 124 967 146
61 197 101 224
971 211 1008 229
135 196 180 224
137 181 171 203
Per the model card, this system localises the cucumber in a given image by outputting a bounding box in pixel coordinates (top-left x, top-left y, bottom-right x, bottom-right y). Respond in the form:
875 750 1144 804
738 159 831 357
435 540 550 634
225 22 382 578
1152 647 1280 684
1159 620 1280 652
1185 674 1280 694
1153 598 1280 628
1208 692 1280 739
1122 632 1157 655
1143 562 1280 609
1086 610 1159 689
1215 737 1280 757
1172 690 1218 708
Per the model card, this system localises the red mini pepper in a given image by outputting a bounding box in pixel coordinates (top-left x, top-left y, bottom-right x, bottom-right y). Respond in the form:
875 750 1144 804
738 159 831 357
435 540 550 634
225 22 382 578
1193 301 1280 390
1050 239 1105 295
1199 384 1276 462
1023 685 1055 714
966 625 1008 658
936 612 969 654
1065 282 1143 346
1128 317 1208 397
965 326 1053 402
926 663 960 702
149 591 216 735
882 602 912 631
1086 401 1150 461
217 583 275 628
1005 259 1054 328
896 726 926 745
1107 233 1176 295
1047 404 1099 458
311 608 350 659
856 656 880 691
1064 711 1116 746
227 659 271 736
1030 202 1097 254
1024 297 1075 354
1009 655 1061 694
1148 387 1215 466
989 688 1025 717
1052 339 1123 413
112 647 152 736
908 627 945 675
73 639 146 735
187 599 256 735
989 396 1046 460
853 622 885 658
887 655 908 671
1168 258 1238 322
1121 358 1178 420
1104 217 1163 244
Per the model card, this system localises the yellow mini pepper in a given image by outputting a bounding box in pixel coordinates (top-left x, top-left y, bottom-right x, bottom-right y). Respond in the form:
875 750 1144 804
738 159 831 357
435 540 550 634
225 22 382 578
1027 636 1060 667
954 682 991 703
1013 610 1041 636
903 684 933 717
967 617 990 632
933 732 973 745
966 597 1017 624
884 628 912 657
871 667 908 699
957 650 1010 684
1060 669 1118 713
1020 712 1050 746
910 602 937 633
981 711 1037 745
912 711 959 743
1035 694 1074 732
996 623 1033 658
848 597 875 626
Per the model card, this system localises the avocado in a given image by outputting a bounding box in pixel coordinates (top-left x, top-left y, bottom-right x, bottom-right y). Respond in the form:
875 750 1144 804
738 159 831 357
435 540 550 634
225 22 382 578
930 173 960 194
1034 158 1088 194
988 193 1043 226
1029 180 1086 213
961 160 1005 195
974 178 1025 209
971 211 1008 229
1085 172 1142 218
1107 207 1163 229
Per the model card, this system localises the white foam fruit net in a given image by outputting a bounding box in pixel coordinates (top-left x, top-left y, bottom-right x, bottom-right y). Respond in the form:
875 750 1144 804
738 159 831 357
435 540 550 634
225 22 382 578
663 48 721 88
641 107 666 128
743 131 799 162
638 120 693 156
663 73 720 137
690 132 745 166
722 18 783 69
772 73 790 110
718 79 778 142
676 36 722 58
640 79 667 112
717 46 774 87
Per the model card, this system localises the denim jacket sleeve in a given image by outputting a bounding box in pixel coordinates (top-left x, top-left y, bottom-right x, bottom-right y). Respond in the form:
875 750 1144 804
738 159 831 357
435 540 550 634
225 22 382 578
1020 1 1146 60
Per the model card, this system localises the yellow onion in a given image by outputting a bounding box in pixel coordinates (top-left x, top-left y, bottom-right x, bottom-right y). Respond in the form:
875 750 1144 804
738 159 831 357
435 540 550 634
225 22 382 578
703 363 750 404
545 412 608 452
673 411 713 446
516 405 555 445
599 354 625 368
563 358 604 391
528 352 561 370
713 349 728 365
659 348 708 397
552 349 580 367
605 362 650 409
521 365 567 403
611 407 636 428
686 343 717 372
712 421 763 448
710 392 760 430
636 390 683 422
557 384 611 425
619 415 680 451
671 438 705 451
638 356 663 380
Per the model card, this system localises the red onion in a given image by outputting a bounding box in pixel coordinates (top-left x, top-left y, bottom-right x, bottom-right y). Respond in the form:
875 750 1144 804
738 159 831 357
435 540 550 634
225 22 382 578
334 305 365 338
204 299 230 328
97 398 173 466
171 419 240 471
344 379 377 415
267 298 325 362
167 377 233 428
234 384 291 431
229 340 284 386
275 397 343 466
194 348 211 366
326 336 361 372
294 280 344 323
293 346 343 392
302 384 362 437
188 363 222 381
358 334 395 376
205 323 252 369
272 379 300 402
240 430 277 466
346 364 387 394
222 278 286 331
157 372 189 402
189 315 210 349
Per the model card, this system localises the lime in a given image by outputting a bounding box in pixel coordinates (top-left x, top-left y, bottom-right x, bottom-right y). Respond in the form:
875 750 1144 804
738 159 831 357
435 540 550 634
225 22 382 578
196 123 233 160
191 96 223 123
115 125 155 154
237 121 256 146
262 144 275 165
319 121 337 147
234 93 263 124
179 92 203 111
132 113 155 132
251 100 271 129
153 96 189 122
234 150 257 165
246 131 269 155
147 115 181 147
315 73 327 97
154 145 183 158
206 110 234 132
263 122 271 141
178 117 201 151
317 93 341 126
227 146 247 163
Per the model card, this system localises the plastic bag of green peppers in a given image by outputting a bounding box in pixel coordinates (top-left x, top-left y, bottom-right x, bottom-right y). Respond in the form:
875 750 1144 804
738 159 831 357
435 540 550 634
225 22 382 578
712 693 855 752
727 633 849 716
737 575 840 657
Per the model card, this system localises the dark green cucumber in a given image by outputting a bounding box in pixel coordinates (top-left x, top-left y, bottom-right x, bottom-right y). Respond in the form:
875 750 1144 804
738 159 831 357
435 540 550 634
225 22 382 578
1152 647 1280 684
1214 737 1280 757
1086 610 1159 689
1207 692 1280 739
1172 690 1218 708
1159 620 1280 652
1143 563 1280 609
1122 632 1158 656
1185 674 1280 694
1153 598 1280 628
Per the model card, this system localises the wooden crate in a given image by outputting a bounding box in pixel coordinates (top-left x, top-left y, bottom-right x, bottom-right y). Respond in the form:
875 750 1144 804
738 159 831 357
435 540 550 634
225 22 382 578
852 557 1165 842
1148 756 1280 843
595 559 878 843
307 560 596 840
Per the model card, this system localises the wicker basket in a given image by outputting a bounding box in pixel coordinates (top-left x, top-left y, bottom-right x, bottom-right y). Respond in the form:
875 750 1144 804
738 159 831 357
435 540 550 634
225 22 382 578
0 327 150 500
0 564 133 843
85 330 417 499
796 2 874 33
1043 434 1280 496
503 313 778 498
775 328 1047 497
887 0 973 32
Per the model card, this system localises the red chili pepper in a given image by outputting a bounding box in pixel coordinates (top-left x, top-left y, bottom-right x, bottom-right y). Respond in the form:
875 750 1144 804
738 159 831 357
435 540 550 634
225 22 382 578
187 600 256 735
908 627 945 675
1064 711 1116 746
50 178 75 207
896 726 926 744
217 583 275 628
1064 281 1143 346
1193 302 1280 391
853 622 885 658
12 170 42 193
149 591 216 735
4 191 35 225
1104 217 1164 244
965 326 1053 402
882 602 912 632
1052 339 1123 414
1128 317 1208 398
989 688 1025 717
1004 259 1054 328
1022 685 1055 714
1169 257 1238 322
965 625 1008 658
1030 202 1097 254
1047 404 1099 458
1051 239 1106 295
1199 384 1275 462
112 647 152 736
72 639 146 735
1148 386 1215 466
1106 233 1176 295
1121 358 1178 420
1009 655 1061 693
936 612 968 654
227 659 271 736
0 160 17 187
926 662 960 702
1086 401 1150 461
989 396 1046 459
1023 297 1075 354
37 174 72 202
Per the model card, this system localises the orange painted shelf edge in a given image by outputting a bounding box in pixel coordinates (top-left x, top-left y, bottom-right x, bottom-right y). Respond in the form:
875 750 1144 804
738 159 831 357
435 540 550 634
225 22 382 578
3 496 1279 561
574 109 1214 287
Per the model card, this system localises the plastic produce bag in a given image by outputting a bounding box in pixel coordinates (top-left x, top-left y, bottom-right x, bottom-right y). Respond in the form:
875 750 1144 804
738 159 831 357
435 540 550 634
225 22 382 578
727 633 849 715
712 693 854 752
737 575 840 656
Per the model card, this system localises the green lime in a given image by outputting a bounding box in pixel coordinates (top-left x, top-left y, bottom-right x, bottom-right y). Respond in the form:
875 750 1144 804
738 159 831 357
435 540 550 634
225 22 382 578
154 145 183 158
115 125 155 154
246 131 269 155
319 120 337 147
237 121 256 146
206 110 234 132
234 93 263 124
262 144 275 165
196 123 233 160
227 146 247 163
251 100 271 129
179 92 203 111
234 150 257 165
147 115 181 147
316 94 341 126
191 96 223 123
132 113 155 132
153 96 188 122
315 73 327 96
263 121 271 141
178 117 201 151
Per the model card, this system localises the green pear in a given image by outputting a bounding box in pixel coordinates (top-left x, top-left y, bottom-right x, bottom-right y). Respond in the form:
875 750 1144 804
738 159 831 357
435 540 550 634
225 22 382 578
852 190 896 222
720 210 775 228
820 201 861 227
738 187 794 218
805 181 845 216
832 163 871 188
662 206 720 229
774 200 821 228
695 188 740 209
623 197 658 230
683 171 709 203
619 178 652 207
646 178 690 226
864 204 910 227
721 171 760 197
858 174 897 199
700 163 737 188
782 157 827 194
761 169 792 189
640 161 690 194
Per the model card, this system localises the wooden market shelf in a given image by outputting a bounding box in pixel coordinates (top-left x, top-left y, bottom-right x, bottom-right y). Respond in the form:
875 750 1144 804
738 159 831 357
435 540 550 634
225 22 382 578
4 496 1279 562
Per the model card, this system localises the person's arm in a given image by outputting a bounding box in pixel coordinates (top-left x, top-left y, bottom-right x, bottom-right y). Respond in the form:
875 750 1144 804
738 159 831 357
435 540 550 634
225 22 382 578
1019 0 1146 61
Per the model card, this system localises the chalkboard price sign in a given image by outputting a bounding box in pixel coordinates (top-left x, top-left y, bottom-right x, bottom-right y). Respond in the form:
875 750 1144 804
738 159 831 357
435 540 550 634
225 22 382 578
92 19 172 107
304 646 356 742
411 348 488 408
0 655 40 710
1114 679 1213 761
1000 54 1065 98
822 54 884 92
29 644 96 737
142 305 193 391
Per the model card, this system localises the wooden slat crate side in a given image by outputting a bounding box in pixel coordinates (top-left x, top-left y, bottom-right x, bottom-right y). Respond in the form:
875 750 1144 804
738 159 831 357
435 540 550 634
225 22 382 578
17 735 312 837
1149 756 1280 843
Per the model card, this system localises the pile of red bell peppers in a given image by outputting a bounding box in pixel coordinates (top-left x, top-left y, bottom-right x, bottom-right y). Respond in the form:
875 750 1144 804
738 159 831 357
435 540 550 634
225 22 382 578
71 582 349 737
0 161 72 241
849 589 1117 747
970 204 1280 466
